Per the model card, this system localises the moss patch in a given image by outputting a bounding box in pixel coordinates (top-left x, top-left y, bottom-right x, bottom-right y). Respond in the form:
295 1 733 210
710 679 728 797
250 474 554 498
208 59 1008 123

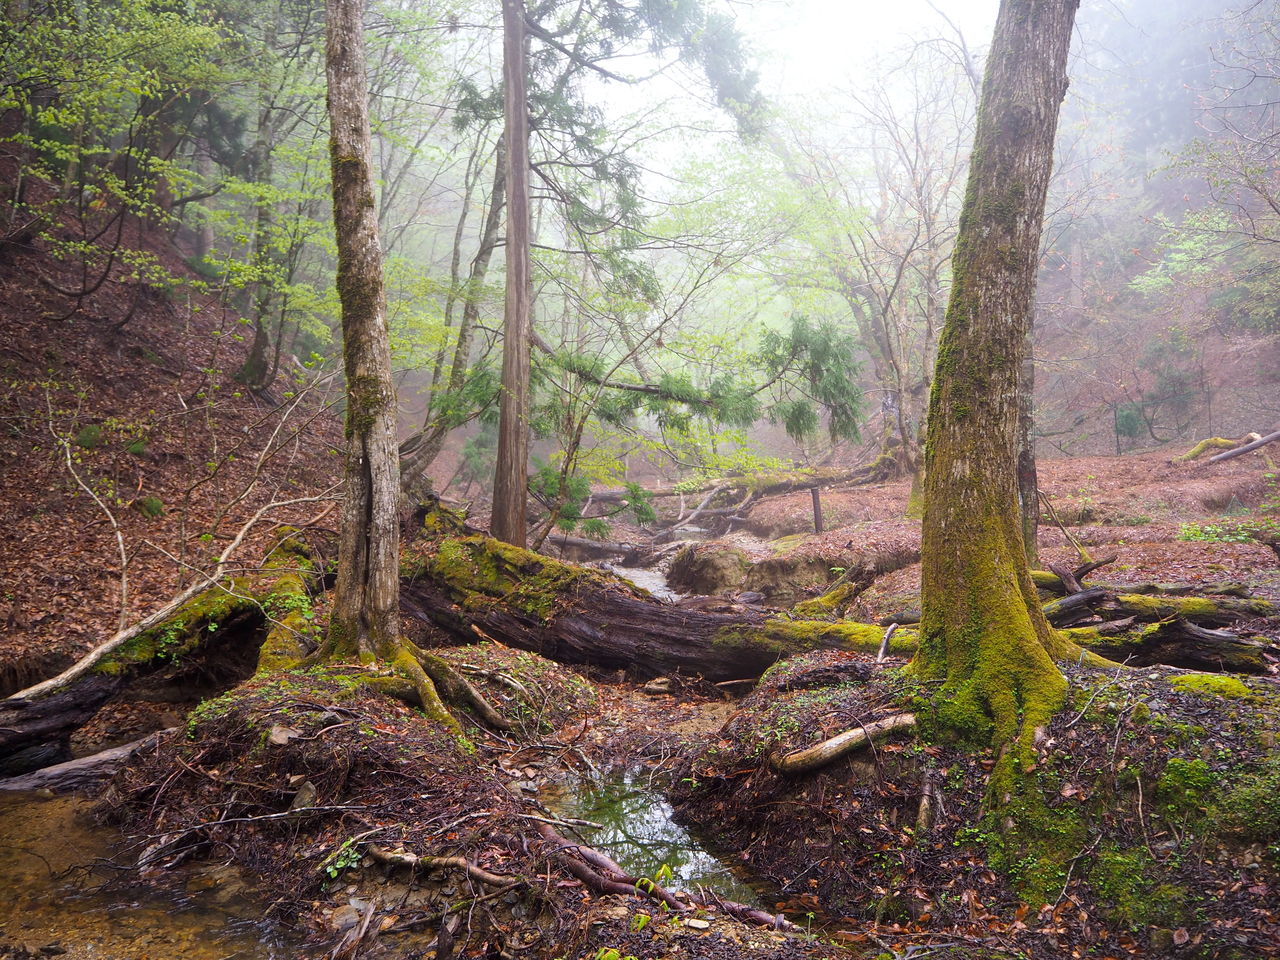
1169 673 1254 701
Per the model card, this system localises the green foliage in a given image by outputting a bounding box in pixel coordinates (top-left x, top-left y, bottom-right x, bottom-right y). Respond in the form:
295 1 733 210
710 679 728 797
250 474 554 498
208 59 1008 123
1178 516 1279 544
135 495 165 519
74 424 103 449
320 837 363 880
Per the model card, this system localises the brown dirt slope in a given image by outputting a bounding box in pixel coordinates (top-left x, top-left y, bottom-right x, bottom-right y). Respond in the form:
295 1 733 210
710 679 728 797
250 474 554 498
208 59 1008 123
0 193 342 696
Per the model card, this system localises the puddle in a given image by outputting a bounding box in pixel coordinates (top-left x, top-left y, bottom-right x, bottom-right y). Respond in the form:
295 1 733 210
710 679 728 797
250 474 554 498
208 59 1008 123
540 772 762 906
0 791 304 959
607 565 682 602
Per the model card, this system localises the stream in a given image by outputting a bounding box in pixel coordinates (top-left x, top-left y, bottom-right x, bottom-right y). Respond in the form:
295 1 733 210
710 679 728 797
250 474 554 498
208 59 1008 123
540 771 764 907
605 565 682 602
0 791 302 959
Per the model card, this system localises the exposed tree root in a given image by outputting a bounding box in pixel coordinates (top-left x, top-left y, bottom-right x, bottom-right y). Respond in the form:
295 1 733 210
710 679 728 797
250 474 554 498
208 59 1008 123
366 844 516 888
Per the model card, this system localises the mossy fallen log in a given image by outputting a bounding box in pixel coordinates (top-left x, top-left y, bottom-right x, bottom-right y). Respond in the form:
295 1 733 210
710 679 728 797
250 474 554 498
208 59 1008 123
401 518 916 681
1175 436 1254 462
1097 593 1276 627
0 538 317 774
1063 620 1274 673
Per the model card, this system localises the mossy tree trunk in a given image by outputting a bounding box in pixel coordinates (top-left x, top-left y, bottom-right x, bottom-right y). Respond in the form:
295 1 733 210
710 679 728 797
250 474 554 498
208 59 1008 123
491 0 532 547
913 0 1079 750
323 0 401 661
321 10 499 739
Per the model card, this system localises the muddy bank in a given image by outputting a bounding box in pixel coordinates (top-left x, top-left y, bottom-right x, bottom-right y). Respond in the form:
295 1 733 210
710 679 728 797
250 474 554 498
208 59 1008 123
99 655 841 959
669 649 1280 959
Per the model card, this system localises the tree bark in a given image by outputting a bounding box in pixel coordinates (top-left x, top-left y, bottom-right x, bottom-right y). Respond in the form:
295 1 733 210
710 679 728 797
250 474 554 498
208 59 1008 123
914 0 1079 749
491 0 532 547
324 0 401 658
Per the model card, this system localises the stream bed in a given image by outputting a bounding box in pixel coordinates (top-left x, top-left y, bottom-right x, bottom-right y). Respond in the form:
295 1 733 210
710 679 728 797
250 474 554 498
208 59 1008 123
540 771 764 907
0 791 303 959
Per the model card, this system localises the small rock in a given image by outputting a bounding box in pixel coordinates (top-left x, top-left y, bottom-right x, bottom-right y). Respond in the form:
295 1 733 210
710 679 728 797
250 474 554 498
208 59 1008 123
268 724 302 746
330 904 361 931
643 678 674 695
684 918 711 930
289 780 318 810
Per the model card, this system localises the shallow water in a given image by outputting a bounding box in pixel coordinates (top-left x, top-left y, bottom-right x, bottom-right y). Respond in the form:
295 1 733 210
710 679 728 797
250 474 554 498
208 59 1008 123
540 771 762 906
0 792 302 959
606 565 682 602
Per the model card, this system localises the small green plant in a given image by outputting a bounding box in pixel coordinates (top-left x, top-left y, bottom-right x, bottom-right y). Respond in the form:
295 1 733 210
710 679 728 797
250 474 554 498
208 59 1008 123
321 838 364 879
135 495 165 519
629 913 651 933
75 424 104 448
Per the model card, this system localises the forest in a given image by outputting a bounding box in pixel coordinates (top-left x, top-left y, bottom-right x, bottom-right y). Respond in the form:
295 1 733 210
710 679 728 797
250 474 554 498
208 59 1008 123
1 0 1279 958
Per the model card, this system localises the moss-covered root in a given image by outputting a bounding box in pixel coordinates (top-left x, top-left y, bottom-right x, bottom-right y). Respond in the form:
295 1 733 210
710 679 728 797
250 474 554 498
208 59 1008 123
364 640 511 737
408 642 512 731
1175 436 1247 462
254 537 321 674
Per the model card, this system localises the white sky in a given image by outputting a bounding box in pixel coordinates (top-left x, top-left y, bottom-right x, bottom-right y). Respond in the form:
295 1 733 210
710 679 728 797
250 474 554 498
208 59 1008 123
737 0 999 97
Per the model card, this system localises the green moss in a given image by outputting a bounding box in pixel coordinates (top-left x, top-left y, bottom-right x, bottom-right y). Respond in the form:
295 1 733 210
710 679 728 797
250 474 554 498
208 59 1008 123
135 495 165 519
75 424 103 448
1157 758 1214 819
423 536 597 622
983 749 1087 906
1219 756 1280 842
713 619 917 661
1169 673 1253 700
1089 846 1193 928
791 582 861 620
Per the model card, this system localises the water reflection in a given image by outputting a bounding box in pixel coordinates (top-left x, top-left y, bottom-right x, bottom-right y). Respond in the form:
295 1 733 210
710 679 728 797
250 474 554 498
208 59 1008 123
541 772 761 905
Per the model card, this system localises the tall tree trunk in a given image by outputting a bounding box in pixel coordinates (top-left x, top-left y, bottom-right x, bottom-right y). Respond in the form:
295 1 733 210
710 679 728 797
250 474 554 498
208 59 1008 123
236 23 279 391
324 0 401 659
913 0 1078 750
492 0 532 547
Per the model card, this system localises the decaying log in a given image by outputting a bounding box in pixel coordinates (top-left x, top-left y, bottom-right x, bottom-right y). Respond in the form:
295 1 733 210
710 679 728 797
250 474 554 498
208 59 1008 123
0 538 317 772
1208 428 1280 463
1064 620 1275 673
1042 587 1111 627
0 730 169 792
1096 593 1276 628
402 508 901 681
771 713 917 775
1176 435 1259 462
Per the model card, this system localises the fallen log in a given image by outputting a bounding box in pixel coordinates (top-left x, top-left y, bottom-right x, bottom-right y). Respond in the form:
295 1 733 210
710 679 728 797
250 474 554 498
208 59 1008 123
0 537 316 772
1064 620 1274 673
1208 428 1280 463
589 467 864 503
0 729 170 792
1175 434 1259 462
1096 593 1276 627
401 510 912 681
1042 587 1111 627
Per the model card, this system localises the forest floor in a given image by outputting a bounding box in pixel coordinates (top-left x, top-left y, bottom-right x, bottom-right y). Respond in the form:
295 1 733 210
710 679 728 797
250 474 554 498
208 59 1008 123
3 198 1280 959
